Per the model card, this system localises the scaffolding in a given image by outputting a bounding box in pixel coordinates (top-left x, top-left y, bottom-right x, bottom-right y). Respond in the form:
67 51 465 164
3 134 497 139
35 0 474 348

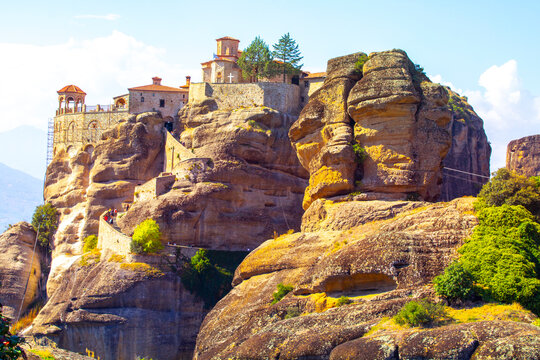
46 118 54 166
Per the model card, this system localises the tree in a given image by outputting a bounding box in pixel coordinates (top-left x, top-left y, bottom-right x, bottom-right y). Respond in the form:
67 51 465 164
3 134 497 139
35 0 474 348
433 261 476 302
31 203 58 249
272 33 303 82
475 168 540 218
237 36 272 82
131 219 163 254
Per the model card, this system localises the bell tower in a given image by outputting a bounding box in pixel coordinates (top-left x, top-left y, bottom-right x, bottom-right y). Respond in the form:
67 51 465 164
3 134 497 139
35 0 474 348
57 85 86 115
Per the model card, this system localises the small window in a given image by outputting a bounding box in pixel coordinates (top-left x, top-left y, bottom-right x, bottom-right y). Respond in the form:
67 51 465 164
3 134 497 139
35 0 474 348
141 97 144 102
159 99 165 107
301 96 305 103
153 93 155 97
183 94 185 99
304 81 309 88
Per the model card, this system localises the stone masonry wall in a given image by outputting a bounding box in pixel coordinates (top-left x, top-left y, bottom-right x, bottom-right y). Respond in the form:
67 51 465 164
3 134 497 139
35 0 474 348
53 110 128 155
164 130 197 172
97 213 132 256
189 82 301 114
133 175 176 203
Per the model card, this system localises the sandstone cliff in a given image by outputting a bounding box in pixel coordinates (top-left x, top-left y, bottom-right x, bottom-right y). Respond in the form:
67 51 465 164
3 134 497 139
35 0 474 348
290 50 452 210
117 104 308 250
30 250 204 360
0 222 43 319
194 197 540 359
44 113 164 295
441 89 491 200
507 134 540 177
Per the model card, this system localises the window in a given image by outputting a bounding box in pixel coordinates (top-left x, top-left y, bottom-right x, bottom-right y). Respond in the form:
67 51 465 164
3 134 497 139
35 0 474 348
304 81 309 88
141 97 145 102
159 99 165 107
183 94 185 99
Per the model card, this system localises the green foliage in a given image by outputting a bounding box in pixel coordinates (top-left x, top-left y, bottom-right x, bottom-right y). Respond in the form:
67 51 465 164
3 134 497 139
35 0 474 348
459 204 540 314
238 36 273 81
0 303 25 359
30 349 55 360
393 300 447 327
31 203 58 249
475 168 540 218
82 235 98 253
352 143 367 164
179 249 247 309
272 33 303 82
131 219 163 254
414 64 425 75
337 296 352 306
433 261 475 302
271 283 293 304
447 95 469 121
354 53 369 74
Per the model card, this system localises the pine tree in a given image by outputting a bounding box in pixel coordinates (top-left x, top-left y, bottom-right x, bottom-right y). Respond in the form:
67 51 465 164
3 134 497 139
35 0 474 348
272 33 303 82
237 36 272 82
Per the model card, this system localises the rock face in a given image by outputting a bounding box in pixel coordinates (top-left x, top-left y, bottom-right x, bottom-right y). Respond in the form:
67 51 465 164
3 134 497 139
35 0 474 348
507 134 540 177
194 197 483 359
441 89 491 200
0 222 42 319
290 50 452 210
44 113 164 295
117 105 307 250
30 250 205 360
194 197 540 359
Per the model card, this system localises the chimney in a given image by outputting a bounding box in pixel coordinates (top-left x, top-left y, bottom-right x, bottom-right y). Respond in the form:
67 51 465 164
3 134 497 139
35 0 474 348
152 77 162 85
185 76 191 87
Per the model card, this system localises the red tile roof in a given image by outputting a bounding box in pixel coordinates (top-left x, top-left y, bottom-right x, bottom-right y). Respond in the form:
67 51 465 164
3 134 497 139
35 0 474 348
128 84 185 93
57 85 86 94
216 36 240 42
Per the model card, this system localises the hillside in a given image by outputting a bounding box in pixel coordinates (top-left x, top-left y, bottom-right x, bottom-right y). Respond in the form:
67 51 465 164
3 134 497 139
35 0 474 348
0 162 42 231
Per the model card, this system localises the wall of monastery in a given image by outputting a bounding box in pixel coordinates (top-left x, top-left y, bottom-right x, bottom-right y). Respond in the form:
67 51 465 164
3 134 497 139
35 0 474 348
164 130 197 173
128 91 187 119
97 213 133 256
189 82 301 114
133 174 176 203
53 110 129 154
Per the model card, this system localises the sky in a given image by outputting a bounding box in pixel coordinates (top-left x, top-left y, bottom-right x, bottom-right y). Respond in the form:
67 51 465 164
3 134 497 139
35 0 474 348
0 0 539 178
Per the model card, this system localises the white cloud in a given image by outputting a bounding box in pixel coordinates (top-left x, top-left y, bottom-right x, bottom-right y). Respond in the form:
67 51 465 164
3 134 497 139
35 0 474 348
74 14 120 21
0 31 197 133
433 60 540 172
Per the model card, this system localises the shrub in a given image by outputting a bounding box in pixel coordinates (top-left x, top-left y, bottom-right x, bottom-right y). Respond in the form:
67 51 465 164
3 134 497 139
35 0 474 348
337 296 352 306
30 349 55 360
433 261 475 302
0 303 25 359
271 283 293 304
352 143 368 164
459 205 540 314
284 306 301 319
82 235 98 253
393 300 446 327
31 203 58 250
131 219 163 254
10 303 42 334
475 168 540 218
354 54 369 74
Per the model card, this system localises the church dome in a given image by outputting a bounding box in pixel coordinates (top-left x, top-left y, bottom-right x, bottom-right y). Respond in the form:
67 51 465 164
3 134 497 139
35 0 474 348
57 84 86 95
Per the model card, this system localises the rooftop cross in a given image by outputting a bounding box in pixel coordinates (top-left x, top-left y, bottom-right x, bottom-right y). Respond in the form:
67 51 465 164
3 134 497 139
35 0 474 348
228 73 235 83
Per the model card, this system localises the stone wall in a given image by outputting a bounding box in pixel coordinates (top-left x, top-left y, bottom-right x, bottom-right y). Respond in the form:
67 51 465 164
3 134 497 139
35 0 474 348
53 110 128 155
97 213 133 256
134 175 176 203
128 91 187 119
189 82 301 114
164 130 197 172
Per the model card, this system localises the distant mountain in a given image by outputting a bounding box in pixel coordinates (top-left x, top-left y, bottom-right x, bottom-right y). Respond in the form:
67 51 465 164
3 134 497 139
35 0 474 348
0 126 47 180
0 162 43 232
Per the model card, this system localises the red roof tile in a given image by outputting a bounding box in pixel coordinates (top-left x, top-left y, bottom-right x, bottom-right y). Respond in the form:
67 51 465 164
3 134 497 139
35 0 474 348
216 36 240 42
128 84 185 93
304 72 327 79
57 85 86 94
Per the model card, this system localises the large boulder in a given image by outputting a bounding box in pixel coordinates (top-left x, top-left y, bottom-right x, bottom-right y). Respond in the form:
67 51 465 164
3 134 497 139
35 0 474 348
290 50 452 210
506 134 540 177
117 105 308 250
0 222 42 319
441 89 491 200
193 197 480 359
30 251 204 360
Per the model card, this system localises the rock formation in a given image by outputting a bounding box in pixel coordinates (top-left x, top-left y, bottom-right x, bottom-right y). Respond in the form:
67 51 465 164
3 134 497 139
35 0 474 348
117 104 308 250
290 50 452 210
507 134 540 177
44 113 164 295
30 250 204 360
0 222 42 319
194 197 540 359
441 89 491 200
